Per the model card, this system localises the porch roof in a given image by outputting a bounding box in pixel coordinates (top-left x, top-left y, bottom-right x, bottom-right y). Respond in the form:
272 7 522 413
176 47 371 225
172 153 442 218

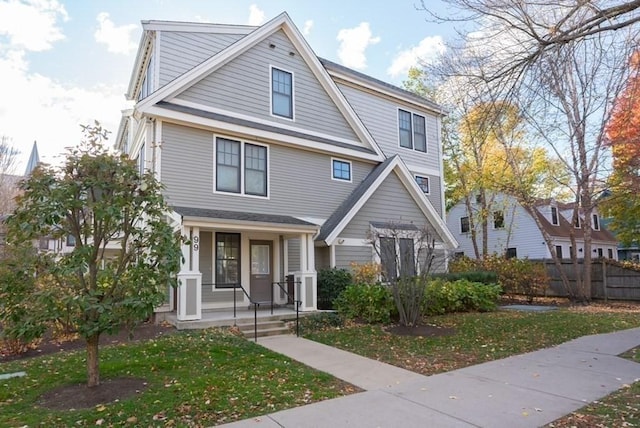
172 206 319 231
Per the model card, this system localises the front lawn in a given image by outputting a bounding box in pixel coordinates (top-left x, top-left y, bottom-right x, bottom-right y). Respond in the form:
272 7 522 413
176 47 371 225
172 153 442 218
304 307 640 376
0 329 355 427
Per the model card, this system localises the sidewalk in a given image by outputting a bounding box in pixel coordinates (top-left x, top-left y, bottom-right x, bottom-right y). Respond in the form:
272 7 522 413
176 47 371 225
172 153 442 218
218 327 640 428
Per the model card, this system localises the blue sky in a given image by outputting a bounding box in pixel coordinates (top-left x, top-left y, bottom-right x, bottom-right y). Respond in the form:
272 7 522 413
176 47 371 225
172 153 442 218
0 0 456 172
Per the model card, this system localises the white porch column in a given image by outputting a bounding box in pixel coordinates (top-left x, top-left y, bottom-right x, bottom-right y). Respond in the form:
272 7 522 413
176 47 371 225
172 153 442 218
177 226 202 320
294 233 317 311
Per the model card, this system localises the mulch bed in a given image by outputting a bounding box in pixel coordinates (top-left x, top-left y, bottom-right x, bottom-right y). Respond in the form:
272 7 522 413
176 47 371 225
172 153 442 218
37 377 148 410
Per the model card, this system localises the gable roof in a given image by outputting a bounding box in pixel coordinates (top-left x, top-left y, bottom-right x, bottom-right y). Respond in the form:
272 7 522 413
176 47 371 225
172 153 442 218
530 206 617 243
135 12 385 160
317 155 457 248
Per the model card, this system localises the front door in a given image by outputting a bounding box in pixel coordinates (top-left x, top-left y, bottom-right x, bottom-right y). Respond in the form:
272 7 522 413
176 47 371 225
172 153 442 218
250 241 272 303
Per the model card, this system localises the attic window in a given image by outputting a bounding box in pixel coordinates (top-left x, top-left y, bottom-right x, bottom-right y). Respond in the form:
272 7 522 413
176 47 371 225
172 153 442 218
271 67 293 119
592 214 600 231
551 206 559 226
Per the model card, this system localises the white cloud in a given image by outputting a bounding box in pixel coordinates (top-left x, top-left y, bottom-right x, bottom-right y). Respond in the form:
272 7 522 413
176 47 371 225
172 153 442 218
0 50 128 173
336 22 380 70
387 36 446 78
94 12 138 55
303 19 313 36
248 4 265 26
0 0 68 52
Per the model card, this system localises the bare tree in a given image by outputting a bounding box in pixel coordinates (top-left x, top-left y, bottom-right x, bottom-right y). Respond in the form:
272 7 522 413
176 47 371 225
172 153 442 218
423 1 637 301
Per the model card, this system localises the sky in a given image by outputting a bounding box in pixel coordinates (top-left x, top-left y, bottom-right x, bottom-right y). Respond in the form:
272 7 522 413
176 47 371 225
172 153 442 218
0 0 459 173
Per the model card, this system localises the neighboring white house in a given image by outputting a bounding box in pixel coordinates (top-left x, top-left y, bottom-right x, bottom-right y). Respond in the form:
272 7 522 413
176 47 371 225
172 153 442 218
447 192 618 260
115 13 458 321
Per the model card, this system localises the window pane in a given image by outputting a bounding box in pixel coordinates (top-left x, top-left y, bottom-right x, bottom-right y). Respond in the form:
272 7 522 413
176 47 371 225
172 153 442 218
380 237 397 282
493 211 504 229
398 110 412 148
413 114 426 152
415 176 429 193
332 160 351 181
216 138 240 193
216 233 240 287
251 245 270 275
245 144 267 196
460 216 470 233
399 238 415 278
551 207 559 225
272 68 292 118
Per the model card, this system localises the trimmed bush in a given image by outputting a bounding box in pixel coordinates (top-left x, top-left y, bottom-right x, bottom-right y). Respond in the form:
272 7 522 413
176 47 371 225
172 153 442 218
298 312 343 334
431 271 498 285
334 283 395 324
317 268 352 310
423 279 502 315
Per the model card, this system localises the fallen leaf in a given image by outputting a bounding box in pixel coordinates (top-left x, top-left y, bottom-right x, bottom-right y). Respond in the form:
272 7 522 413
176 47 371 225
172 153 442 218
96 405 106 412
126 416 137 424
96 420 104 426
449 395 458 400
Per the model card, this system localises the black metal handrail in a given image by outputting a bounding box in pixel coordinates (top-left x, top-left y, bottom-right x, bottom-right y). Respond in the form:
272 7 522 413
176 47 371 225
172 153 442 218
273 280 302 337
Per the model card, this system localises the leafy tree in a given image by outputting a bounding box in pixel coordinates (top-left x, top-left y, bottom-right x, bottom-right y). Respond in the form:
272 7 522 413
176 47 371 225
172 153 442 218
5 123 183 387
602 51 640 247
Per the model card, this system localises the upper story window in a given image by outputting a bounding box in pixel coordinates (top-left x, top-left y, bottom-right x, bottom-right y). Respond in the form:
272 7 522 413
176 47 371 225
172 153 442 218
215 137 268 197
138 143 146 175
551 206 559 225
460 216 470 234
271 67 293 119
138 54 155 101
415 175 430 194
398 109 427 152
592 213 600 230
493 211 504 229
574 214 581 228
332 158 352 182
66 234 76 247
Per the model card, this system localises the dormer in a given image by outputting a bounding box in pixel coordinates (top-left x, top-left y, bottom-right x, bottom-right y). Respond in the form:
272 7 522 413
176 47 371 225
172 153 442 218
550 205 559 226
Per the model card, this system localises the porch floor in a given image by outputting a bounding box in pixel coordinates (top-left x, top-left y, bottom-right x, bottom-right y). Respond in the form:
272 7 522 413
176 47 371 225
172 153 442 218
158 306 311 330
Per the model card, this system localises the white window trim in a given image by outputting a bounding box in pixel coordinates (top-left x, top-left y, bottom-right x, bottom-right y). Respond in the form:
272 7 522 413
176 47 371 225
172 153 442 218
331 157 352 183
269 65 295 121
213 134 270 199
460 216 470 234
550 206 560 226
414 174 430 194
397 108 427 153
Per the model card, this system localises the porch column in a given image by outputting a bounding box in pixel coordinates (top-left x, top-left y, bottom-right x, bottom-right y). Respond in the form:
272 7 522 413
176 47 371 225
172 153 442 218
177 226 202 320
294 233 317 311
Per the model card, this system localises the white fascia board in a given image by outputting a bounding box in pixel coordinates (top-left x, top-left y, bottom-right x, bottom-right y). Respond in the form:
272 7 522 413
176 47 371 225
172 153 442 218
404 162 441 177
324 157 400 246
127 30 153 101
142 20 257 34
327 69 446 117
181 217 319 234
142 105 383 162
395 163 458 249
114 109 134 152
279 24 385 159
137 13 290 112
170 98 370 150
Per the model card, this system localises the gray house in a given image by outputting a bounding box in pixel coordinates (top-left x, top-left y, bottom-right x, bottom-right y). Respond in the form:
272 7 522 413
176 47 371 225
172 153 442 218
116 13 457 321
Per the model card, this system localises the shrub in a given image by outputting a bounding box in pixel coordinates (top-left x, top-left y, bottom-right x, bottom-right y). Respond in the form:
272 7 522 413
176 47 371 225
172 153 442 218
431 271 498 285
298 312 343 334
423 279 502 315
350 262 381 285
449 255 549 303
334 283 395 324
317 268 352 310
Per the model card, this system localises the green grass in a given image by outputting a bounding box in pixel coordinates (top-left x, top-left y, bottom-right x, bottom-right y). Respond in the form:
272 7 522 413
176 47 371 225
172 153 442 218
304 309 640 375
0 329 353 427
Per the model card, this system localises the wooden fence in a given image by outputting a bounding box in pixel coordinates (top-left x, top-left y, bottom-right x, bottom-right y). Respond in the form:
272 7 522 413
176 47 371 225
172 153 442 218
539 259 640 301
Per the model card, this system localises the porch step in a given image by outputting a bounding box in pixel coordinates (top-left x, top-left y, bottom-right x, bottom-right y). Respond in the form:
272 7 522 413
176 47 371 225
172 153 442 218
236 320 290 338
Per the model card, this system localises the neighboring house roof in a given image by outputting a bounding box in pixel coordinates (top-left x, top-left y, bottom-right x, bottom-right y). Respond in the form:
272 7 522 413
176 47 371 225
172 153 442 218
134 12 386 160
24 141 40 175
531 207 617 243
317 155 458 248
156 101 376 155
172 206 318 229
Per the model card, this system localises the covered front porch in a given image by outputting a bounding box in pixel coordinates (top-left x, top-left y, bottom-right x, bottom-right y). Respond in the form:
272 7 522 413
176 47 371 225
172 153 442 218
161 207 319 322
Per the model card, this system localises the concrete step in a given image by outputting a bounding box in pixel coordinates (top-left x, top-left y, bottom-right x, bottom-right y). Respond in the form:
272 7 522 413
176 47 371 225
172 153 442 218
236 320 290 338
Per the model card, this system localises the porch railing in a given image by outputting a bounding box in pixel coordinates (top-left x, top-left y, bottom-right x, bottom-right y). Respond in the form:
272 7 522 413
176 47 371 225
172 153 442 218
273 280 302 337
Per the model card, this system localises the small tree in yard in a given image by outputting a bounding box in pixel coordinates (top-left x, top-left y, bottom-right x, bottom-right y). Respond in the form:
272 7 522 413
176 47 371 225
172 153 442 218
368 222 439 327
3 123 183 388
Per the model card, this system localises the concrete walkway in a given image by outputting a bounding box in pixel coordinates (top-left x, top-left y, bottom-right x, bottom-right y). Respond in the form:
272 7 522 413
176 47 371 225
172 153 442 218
218 327 640 428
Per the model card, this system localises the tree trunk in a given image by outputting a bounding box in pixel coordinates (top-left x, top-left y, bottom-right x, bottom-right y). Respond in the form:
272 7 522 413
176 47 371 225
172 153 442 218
87 334 100 387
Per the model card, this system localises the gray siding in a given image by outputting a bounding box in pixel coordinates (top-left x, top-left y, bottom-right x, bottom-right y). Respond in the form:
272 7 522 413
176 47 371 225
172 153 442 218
158 31 245 87
161 122 374 218
418 174 442 217
341 172 433 240
335 246 372 270
287 238 300 272
315 246 330 270
177 30 358 142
